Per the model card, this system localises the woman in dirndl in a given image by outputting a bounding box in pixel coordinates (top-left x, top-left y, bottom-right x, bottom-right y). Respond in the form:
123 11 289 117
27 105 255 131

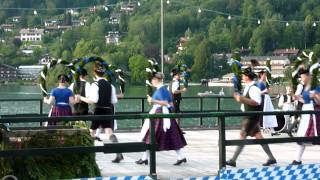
257 69 278 135
43 74 75 125
136 72 187 166
291 70 320 165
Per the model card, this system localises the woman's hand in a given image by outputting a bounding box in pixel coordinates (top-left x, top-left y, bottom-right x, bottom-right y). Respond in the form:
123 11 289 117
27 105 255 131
147 95 153 104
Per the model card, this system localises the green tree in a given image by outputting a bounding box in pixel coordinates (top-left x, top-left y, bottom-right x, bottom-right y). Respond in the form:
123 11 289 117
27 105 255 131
192 39 213 81
128 55 148 84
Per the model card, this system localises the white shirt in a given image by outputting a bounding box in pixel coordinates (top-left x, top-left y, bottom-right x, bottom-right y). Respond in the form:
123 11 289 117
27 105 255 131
241 81 262 112
169 78 179 93
278 94 294 110
69 80 91 97
87 77 118 104
295 83 304 96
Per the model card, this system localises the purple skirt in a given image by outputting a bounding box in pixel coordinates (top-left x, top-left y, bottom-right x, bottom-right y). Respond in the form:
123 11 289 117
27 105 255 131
49 106 72 126
305 105 320 145
143 108 187 151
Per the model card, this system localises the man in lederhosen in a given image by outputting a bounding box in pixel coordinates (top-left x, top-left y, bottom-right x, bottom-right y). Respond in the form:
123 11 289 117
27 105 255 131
226 67 277 167
168 68 187 114
69 69 90 116
77 62 124 163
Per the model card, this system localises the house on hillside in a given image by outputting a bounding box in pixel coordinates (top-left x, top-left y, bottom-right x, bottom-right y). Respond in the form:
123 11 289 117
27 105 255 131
121 4 135 13
20 28 44 42
39 54 55 65
18 65 43 80
0 24 14 32
176 37 188 51
241 56 291 78
12 16 21 23
0 64 19 81
109 13 121 25
105 31 120 45
273 48 299 58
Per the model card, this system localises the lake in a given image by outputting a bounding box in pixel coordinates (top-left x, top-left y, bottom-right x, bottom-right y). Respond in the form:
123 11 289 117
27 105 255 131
0 84 282 128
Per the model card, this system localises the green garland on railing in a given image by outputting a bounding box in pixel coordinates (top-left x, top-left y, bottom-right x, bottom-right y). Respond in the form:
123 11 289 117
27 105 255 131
173 61 191 88
39 59 76 97
71 57 126 94
291 51 319 91
0 129 100 180
145 59 160 96
265 58 272 88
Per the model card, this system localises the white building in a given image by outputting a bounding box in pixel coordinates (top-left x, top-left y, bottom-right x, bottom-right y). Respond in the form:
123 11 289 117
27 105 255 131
105 31 120 45
1 24 14 32
18 65 43 80
20 28 44 42
12 16 21 23
39 54 55 65
241 56 291 78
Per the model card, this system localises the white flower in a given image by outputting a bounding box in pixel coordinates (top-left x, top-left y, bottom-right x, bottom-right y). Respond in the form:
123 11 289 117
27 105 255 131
148 60 154 65
115 69 122 73
146 68 152 73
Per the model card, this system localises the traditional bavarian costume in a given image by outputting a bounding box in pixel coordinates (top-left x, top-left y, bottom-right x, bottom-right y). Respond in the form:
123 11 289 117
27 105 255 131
226 68 276 167
137 84 187 165
241 81 262 136
70 80 90 115
257 80 278 130
169 77 182 113
88 77 117 130
49 87 73 125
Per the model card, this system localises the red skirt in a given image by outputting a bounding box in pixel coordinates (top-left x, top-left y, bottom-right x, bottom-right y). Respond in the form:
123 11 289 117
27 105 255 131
49 106 72 126
305 105 320 145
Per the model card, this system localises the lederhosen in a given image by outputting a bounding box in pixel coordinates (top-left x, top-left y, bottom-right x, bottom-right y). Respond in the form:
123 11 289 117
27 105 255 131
242 85 262 137
73 81 89 115
169 80 182 113
90 79 114 130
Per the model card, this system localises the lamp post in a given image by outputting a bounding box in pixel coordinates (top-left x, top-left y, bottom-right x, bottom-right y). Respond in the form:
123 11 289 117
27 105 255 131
161 0 164 73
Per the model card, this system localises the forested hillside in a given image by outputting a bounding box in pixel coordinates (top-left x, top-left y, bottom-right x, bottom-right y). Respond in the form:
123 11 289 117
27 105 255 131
1 0 320 82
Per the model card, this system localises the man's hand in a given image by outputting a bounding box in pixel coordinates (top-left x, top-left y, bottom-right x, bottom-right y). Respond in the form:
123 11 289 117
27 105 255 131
233 92 241 102
181 88 187 92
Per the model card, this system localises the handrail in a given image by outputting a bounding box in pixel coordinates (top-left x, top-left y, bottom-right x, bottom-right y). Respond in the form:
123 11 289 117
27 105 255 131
1 110 320 179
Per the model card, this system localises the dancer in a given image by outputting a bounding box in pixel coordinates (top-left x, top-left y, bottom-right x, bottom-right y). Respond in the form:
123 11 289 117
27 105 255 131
136 72 187 166
278 86 295 130
43 74 75 125
69 69 90 115
257 69 278 135
290 69 320 165
226 67 277 167
76 62 123 163
287 71 308 137
168 68 187 113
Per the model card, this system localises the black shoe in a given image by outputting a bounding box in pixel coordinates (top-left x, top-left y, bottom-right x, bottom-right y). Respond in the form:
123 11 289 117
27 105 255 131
263 159 277 166
135 159 148 165
226 160 236 167
94 136 102 142
112 154 124 163
290 160 302 165
173 158 187 166
271 132 280 136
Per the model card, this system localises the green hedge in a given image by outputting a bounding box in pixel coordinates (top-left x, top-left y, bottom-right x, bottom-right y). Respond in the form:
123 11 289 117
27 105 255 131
0 128 100 180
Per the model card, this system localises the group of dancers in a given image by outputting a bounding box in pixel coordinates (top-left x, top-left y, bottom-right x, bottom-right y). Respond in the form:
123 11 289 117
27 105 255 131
43 62 188 166
226 67 320 167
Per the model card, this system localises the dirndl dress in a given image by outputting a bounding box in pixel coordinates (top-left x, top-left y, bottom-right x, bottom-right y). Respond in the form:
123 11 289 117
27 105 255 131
262 94 278 129
141 106 187 151
297 103 320 145
49 104 72 126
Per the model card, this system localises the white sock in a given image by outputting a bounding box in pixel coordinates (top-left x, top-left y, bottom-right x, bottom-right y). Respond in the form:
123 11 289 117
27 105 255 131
270 128 275 133
142 150 150 161
296 145 305 162
175 149 185 160
95 128 101 137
